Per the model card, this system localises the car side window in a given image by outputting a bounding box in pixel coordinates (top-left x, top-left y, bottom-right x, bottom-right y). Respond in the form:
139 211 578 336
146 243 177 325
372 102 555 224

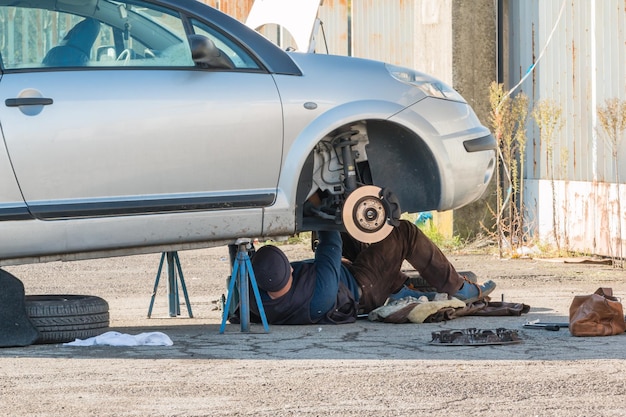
0 7 90 69
0 1 195 70
91 1 195 68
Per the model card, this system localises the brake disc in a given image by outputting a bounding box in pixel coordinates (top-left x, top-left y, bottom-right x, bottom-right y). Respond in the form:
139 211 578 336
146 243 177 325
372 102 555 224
342 185 394 243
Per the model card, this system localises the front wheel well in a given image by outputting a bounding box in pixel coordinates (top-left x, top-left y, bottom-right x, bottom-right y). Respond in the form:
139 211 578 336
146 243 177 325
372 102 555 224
365 120 441 213
294 120 441 232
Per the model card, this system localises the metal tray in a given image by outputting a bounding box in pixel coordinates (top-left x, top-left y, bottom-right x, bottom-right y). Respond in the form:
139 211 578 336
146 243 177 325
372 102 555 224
430 328 522 346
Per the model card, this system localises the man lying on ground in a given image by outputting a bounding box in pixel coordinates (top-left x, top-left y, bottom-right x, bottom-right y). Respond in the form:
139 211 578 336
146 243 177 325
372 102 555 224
250 219 496 325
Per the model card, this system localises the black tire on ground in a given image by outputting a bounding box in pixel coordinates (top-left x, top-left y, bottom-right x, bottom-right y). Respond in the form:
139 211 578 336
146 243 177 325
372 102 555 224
24 295 110 344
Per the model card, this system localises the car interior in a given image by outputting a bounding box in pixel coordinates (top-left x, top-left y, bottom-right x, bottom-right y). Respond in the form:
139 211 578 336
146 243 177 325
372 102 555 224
42 18 102 67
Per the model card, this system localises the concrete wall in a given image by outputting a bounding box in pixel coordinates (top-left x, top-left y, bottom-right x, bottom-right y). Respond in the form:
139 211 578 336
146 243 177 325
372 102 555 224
451 0 498 238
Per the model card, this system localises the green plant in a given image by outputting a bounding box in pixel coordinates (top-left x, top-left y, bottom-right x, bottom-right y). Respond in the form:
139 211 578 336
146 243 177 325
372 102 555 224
274 232 312 246
597 97 626 268
421 223 463 251
400 212 465 251
532 98 564 255
487 82 530 257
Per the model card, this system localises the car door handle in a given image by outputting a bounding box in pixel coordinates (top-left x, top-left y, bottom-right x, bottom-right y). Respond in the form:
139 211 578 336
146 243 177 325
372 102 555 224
5 97 54 107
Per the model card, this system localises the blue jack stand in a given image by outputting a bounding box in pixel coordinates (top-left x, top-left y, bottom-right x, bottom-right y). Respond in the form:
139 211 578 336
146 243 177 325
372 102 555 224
220 238 269 333
148 251 193 318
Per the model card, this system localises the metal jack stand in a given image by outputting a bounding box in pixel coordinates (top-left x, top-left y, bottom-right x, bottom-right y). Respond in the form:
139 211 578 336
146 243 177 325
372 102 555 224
220 238 269 333
148 251 193 318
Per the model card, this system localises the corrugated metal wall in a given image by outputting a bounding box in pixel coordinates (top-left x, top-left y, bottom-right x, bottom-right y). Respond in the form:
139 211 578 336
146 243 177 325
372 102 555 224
352 0 453 83
506 0 626 257
200 0 454 83
317 0 349 56
506 0 626 183
200 0 254 19
351 0 415 66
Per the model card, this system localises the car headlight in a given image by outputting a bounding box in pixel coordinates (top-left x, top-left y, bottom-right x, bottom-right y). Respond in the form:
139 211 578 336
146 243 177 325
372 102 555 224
386 64 466 103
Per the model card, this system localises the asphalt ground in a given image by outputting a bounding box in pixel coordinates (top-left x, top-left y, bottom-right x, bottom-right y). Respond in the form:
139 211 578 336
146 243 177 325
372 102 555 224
2 244 626 416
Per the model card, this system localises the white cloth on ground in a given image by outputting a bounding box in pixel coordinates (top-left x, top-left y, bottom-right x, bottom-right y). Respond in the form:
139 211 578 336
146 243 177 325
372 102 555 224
63 331 173 346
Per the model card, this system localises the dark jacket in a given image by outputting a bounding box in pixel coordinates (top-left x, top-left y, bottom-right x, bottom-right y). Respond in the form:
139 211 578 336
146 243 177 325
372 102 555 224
250 231 359 324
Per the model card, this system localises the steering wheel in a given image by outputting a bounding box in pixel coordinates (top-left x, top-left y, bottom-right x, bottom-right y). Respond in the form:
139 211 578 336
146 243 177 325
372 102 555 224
116 49 132 65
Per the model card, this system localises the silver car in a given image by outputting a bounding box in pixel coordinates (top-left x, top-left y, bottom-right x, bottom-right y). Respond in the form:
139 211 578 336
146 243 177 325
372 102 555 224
0 0 495 266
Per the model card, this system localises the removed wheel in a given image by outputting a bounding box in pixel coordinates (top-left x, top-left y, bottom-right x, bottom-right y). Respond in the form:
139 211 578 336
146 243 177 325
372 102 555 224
342 185 394 243
25 295 110 344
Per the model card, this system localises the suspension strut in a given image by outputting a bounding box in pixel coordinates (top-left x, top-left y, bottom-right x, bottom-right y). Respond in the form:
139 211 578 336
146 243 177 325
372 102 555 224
334 131 359 193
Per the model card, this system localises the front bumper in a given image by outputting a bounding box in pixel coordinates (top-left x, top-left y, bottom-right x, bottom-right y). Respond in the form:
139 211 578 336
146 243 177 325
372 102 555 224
387 98 496 210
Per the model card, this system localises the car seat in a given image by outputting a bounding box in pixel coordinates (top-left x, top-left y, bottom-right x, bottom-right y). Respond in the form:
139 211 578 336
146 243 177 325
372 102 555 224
42 18 101 67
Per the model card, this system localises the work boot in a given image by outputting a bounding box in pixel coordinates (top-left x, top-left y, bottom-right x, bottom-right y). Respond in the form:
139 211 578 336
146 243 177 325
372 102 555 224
453 277 496 304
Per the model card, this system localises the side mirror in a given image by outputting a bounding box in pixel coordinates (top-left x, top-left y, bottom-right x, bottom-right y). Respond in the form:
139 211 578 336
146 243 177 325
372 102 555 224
188 34 234 70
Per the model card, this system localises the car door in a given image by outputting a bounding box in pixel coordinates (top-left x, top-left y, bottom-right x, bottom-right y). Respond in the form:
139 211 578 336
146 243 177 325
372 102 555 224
0 52 31 222
0 1 283 221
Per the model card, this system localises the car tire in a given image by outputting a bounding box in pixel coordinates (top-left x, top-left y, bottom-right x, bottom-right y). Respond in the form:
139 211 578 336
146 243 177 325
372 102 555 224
24 295 110 344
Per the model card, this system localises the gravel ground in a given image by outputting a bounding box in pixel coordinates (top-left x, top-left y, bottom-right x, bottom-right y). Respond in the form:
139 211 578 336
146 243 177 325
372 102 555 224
2 242 626 417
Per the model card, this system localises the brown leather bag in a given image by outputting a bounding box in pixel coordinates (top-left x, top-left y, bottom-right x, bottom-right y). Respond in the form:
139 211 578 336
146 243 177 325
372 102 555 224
569 288 626 337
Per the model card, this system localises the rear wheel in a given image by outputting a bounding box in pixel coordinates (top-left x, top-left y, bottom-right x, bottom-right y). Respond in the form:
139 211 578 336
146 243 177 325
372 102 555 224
25 295 109 344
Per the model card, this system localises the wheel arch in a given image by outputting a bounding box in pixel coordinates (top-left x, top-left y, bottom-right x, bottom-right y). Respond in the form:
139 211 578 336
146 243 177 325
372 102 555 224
276 100 407 232
276 100 444 233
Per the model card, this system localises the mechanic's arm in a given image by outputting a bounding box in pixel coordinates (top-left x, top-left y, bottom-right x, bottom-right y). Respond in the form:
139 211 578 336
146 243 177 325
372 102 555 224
314 230 343 274
307 190 344 293
309 230 344 318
